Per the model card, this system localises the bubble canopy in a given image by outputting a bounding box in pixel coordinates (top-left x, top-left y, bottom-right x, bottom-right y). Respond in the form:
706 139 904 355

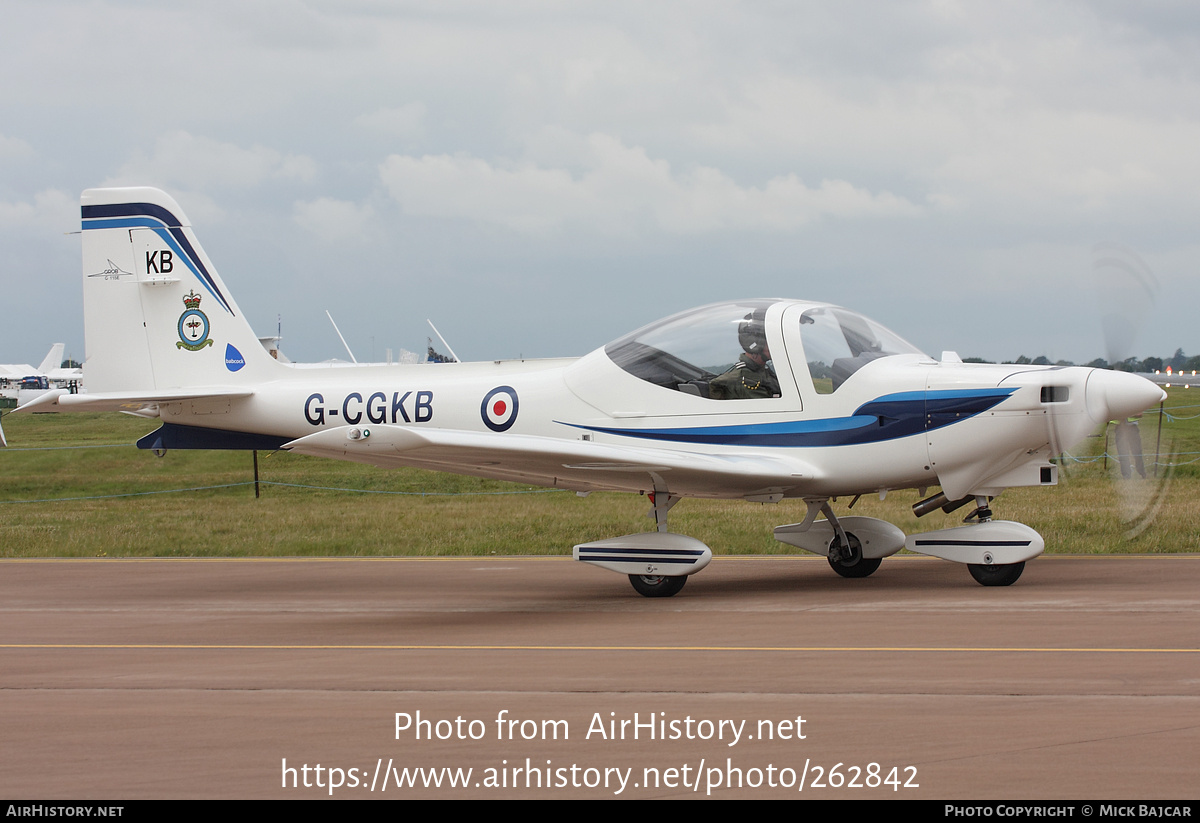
604 300 927 396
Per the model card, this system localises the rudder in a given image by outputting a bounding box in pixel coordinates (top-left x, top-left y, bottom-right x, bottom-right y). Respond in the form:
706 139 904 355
81 187 281 393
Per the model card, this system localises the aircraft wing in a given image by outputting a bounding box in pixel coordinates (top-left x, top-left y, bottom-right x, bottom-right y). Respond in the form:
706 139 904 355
14 387 253 414
282 424 820 498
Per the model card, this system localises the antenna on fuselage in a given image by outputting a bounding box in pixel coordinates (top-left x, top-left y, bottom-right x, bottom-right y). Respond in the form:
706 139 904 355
325 310 358 363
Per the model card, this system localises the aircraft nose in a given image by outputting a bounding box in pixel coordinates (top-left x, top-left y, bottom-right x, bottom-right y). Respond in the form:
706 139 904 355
1085 369 1166 423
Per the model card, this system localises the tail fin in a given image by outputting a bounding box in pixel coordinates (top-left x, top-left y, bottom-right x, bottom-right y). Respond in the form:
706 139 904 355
37 344 64 374
81 187 283 392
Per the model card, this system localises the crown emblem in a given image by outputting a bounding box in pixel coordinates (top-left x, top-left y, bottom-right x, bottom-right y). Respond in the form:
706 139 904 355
176 290 213 351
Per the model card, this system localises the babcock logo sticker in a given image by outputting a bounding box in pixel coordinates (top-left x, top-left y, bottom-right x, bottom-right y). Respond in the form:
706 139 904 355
481 386 519 432
225 344 246 372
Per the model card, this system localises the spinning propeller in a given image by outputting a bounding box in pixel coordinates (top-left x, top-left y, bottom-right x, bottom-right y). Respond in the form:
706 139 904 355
1051 244 1172 538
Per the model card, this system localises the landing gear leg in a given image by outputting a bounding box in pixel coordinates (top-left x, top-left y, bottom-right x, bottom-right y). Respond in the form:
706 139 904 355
820 500 881 579
963 496 993 523
647 480 681 533
627 476 688 598
963 496 1024 586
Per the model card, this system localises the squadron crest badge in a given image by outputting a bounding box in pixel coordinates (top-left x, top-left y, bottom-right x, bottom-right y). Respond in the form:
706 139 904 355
176 291 214 351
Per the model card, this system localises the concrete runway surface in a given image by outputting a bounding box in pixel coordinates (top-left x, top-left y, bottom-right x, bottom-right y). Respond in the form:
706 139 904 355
0 554 1196 799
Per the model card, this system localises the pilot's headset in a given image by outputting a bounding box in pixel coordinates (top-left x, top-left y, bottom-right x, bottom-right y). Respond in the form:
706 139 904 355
738 309 769 357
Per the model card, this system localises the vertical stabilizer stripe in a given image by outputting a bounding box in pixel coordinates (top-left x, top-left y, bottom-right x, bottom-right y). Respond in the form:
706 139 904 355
82 203 234 315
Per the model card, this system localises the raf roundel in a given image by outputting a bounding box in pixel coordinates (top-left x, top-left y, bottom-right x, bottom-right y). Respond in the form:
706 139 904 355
481 386 519 432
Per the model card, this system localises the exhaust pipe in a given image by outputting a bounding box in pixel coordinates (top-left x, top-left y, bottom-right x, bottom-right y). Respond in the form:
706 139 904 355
912 491 976 518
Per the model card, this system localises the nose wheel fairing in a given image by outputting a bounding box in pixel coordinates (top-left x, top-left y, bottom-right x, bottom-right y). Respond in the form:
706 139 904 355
904 520 1044 566
772 503 1042 587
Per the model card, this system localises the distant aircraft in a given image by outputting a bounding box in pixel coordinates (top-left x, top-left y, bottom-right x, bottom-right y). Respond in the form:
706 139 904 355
257 332 425 369
40 344 84 388
0 344 60 384
0 344 82 405
11 188 1166 595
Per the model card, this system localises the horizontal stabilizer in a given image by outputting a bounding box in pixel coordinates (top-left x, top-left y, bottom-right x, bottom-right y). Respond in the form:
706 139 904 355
12 389 68 413
14 387 253 414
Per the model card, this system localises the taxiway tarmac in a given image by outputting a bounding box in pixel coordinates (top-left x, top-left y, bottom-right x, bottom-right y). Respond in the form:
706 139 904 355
0 554 1196 799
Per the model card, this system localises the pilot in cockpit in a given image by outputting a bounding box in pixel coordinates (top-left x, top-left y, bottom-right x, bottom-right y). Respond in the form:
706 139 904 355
709 308 781 399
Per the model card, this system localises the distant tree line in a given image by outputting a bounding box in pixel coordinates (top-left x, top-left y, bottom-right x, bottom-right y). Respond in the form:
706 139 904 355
964 348 1199 373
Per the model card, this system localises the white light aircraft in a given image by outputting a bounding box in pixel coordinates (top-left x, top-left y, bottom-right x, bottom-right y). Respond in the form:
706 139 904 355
12 188 1167 596
0 344 64 383
0 343 82 408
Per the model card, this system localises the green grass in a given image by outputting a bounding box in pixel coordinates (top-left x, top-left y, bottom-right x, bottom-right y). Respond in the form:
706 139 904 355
2 390 1199 558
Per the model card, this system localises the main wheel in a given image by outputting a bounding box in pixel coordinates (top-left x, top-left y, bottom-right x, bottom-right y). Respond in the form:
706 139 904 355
827 533 882 579
628 574 687 598
968 561 1025 587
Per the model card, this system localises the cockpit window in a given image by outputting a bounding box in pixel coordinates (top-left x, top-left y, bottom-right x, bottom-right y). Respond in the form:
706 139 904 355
799 306 924 394
605 301 778 399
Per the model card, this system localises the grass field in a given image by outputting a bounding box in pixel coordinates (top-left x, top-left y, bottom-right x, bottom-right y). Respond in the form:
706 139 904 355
2 390 1199 558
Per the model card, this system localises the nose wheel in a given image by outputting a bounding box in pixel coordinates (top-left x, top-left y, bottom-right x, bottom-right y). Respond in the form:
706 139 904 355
967 561 1025 587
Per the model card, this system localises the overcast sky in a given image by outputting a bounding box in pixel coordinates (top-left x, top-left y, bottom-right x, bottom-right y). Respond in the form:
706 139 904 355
3 1 1199 368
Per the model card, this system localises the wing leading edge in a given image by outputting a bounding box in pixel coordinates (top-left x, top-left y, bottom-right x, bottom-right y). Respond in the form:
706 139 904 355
282 424 819 498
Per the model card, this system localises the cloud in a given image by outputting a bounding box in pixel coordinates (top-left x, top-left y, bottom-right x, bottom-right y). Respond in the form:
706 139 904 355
0 133 34 162
106 131 317 191
0 189 76 231
293 197 375 242
378 133 921 235
354 103 427 138
926 107 1200 215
